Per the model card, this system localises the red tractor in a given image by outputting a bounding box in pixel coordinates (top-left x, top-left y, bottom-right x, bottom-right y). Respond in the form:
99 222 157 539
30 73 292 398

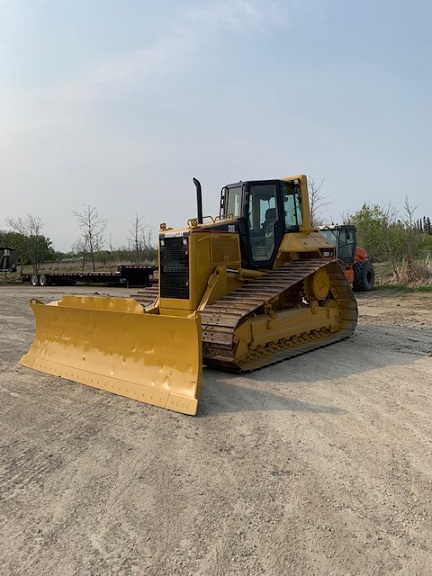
318 225 375 291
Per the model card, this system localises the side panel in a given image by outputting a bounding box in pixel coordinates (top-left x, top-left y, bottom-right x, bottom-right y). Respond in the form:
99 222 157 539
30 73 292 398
159 229 242 313
355 245 368 261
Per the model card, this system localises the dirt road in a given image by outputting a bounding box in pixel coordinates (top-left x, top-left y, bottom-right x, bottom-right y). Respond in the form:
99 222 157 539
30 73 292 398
1 286 432 575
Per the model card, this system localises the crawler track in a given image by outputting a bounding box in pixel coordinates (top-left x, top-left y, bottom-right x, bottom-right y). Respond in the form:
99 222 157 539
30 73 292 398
132 285 159 307
133 260 358 373
201 259 357 371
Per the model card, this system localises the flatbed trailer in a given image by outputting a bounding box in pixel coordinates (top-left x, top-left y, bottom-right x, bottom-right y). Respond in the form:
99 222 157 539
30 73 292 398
22 264 157 288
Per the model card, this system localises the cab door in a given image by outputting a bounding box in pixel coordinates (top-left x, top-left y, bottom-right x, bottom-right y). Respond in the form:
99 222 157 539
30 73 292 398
246 180 284 268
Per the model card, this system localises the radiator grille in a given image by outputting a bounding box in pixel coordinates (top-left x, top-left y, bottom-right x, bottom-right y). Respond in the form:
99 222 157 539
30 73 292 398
160 236 189 299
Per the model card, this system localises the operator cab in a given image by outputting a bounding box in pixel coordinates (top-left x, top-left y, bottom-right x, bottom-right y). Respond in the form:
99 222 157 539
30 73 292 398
220 179 303 269
319 225 357 263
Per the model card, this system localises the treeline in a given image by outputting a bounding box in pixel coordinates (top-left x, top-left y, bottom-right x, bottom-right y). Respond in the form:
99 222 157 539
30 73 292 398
1 208 158 272
3 199 432 285
0 228 158 271
414 217 432 234
0 230 55 272
345 202 432 283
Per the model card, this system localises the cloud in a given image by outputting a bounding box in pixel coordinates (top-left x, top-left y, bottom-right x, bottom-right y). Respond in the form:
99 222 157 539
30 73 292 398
186 0 260 32
5 0 292 116
185 0 291 33
78 0 291 90
0 32 196 136
1 0 295 138
85 33 196 87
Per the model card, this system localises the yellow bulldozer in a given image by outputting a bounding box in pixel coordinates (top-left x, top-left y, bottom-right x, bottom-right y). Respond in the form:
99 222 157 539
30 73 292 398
21 175 357 415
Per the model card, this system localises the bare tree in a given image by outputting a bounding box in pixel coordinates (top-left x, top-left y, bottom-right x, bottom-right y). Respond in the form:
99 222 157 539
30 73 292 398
72 236 90 271
402 197 423 282
142 227 153 251
128 214 145 263
308 178 331 227
73 205 106 272
5 214 45 273
128 214 155 263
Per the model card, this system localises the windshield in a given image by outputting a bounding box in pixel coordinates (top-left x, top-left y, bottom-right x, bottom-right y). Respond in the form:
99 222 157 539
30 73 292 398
319 229 338 246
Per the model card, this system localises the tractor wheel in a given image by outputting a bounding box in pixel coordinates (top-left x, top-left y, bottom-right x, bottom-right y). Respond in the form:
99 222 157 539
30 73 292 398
353 260 375 291
30 274 39 286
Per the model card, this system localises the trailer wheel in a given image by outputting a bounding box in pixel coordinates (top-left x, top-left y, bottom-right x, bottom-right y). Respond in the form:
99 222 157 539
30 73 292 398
353 261 375 291
39 274 50 286
31 274 39 286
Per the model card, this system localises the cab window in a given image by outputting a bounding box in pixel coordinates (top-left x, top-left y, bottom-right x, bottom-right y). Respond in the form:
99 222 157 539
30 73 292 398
282 182 302 230
248 183 278 262
225 185 242 218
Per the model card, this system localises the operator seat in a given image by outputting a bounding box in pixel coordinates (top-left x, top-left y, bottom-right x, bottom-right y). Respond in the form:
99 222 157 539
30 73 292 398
263 208 276 234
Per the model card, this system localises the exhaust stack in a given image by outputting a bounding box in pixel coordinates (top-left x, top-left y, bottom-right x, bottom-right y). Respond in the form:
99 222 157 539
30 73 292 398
193 178 203 224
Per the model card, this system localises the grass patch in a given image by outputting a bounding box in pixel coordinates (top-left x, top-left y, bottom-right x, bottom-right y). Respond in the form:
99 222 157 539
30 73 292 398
375 283 432 293
0 272 21 284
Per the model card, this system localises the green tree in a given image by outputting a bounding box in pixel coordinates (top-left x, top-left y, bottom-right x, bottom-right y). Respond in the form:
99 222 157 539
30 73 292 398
346 200 427 282
344 203 396 262
3 216 55 272
0 230 26 253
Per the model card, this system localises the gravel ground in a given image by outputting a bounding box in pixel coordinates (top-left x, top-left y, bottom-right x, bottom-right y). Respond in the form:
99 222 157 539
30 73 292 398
1 285 432 576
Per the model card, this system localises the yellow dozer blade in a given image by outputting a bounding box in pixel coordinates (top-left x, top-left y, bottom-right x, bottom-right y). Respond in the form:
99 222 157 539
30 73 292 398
20 296 202 415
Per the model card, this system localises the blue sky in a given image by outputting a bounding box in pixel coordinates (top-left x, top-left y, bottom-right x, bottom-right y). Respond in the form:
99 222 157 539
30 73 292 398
1 0 431 251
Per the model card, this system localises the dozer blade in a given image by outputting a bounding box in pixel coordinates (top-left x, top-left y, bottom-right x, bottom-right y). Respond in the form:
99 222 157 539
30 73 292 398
20 296 202 415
